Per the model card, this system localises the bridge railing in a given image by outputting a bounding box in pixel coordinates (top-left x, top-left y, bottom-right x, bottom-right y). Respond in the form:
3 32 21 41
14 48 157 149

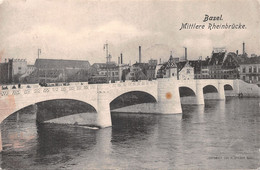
0 83 98 97
0 80 157 97
109 80 157 88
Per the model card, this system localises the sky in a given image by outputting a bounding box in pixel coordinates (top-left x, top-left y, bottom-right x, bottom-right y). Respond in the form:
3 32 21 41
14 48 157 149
0 0 259 65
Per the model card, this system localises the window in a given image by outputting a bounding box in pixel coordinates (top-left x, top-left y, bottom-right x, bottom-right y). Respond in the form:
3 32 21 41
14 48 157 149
254 67 257 73
187 69 190 74
249 66 252 73
18 67 21 70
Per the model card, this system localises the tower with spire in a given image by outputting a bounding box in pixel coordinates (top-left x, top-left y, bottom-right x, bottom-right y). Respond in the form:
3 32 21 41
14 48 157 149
164 52 178 79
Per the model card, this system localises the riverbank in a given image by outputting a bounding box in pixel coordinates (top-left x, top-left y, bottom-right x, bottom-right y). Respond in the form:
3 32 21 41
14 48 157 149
236 80 260 97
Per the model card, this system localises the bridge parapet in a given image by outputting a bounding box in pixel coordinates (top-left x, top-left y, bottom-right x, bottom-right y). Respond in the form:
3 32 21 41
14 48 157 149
0 83 99 98
0 80 158 98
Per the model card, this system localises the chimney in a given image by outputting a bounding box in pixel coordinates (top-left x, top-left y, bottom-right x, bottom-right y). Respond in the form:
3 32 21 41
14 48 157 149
108 54 112 62
243 42 245 55
184 47 187 61
159 58 161 64
236 50 238 55
120 53 123 64
139 46 141 63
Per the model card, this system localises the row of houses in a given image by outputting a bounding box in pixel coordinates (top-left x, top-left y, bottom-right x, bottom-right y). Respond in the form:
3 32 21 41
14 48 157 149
1 47 260 85
127 47 260 86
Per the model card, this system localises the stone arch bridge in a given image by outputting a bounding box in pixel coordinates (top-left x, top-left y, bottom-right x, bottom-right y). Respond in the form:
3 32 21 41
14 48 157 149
0 78 239 151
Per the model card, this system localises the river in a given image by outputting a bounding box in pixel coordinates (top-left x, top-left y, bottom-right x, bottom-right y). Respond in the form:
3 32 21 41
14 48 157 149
0 97 259 169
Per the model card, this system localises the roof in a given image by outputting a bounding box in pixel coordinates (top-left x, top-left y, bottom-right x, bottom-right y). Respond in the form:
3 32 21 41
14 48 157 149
177 61 187 72
92 62 118 69
35 59 91 69
208 52 226 65
177 61 194 72
239 56 260 64
165 55 177 69
133 62 149 68
222 52 239 69
187 60 207 73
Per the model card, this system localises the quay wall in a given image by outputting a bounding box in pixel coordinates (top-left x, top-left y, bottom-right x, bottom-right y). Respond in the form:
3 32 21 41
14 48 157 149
237 80 260 97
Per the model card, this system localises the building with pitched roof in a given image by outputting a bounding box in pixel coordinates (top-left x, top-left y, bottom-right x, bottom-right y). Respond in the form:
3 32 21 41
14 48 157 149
177 61 194 80
146 59 158 80
207 49 239 79
27 58 91 83
125 62 148 81
91 62 119 82
156 54 178 79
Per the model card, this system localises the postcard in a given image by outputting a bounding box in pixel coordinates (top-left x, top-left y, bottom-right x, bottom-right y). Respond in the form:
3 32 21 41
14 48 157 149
0 0 259 169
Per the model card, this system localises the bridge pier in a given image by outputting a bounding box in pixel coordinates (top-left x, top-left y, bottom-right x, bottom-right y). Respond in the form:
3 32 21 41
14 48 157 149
96 86 112 128
196 83 205 105
218 81 226 100
157 79 182 114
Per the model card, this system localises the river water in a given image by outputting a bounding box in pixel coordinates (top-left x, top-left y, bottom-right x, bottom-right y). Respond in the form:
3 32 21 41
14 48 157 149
0 97 259 169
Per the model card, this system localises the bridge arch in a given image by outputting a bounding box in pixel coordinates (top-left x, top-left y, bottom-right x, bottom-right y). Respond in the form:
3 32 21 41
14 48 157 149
224 84 233 90
179 86 196 97
108 84 158 104
178 86 197 105
203 85 218 94
35 99 97 123
0 97 98 125
110 90 157 110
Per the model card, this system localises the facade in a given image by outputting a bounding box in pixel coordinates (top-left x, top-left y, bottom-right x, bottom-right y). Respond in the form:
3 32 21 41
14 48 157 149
200 65 210 79
91 62 119 82
146 59 158 80
155 64 163 78
20 65 36 83
125 63 148 81
239 57 260 85
146 65 157 80
192 59 210 79
207 49 239 79
177 61 194 80
207 49 226 79
12 59 27 75
0 58 29 84
26 65 36 75
118 64 130 81
0 60 13 84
